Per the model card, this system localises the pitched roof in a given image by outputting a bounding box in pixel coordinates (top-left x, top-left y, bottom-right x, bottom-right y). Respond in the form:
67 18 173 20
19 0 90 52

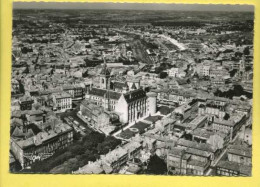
217 161 251 176
131 83 137 90
168 147 186 157
89 88 121 100
12 126 24 137
113 81 128 89
187 159 208 168
27 110 44 116
123 89 147 103
227 144 252 158
159 106 174 115
14 122 72 149
186 147 211 157
177 138 216 153
214 119 235 127
191 128 214 139
52 91 71 99
144 115 163 123
19 95 33 102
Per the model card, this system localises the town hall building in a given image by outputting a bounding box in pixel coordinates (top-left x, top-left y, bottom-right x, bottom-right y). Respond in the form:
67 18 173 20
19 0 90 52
85 63 157 124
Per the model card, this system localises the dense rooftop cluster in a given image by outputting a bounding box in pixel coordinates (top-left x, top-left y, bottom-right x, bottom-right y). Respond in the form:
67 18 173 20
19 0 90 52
10 9 253 176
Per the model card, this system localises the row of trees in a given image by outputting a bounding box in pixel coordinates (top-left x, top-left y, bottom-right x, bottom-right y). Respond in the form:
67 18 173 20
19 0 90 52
214 84 252 99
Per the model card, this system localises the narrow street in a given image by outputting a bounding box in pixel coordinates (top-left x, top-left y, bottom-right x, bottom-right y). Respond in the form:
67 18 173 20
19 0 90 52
205 131 240 176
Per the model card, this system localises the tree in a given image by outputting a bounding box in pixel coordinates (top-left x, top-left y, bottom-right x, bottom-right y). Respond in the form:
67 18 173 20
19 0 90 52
245 66 252 72
214 85 252 99
50 158 79 174
73 132 81 141
21 47 33 54
98 136 121 154
159 72 168 79
69 144 85 155
223 113 230 120
229 69 238 77
243 46 250 56
18 80 25 94
146 155 167 175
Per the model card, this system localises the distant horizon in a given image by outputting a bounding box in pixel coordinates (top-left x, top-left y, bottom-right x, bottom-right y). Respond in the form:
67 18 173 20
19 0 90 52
13 8 255 13
13 2 254 12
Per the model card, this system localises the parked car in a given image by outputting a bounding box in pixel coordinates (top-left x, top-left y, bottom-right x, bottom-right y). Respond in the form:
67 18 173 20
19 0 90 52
79 125 86 131
73 120 79 125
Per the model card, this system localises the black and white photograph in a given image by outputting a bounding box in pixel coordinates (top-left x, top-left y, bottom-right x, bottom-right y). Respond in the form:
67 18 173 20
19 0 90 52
10 2 254 176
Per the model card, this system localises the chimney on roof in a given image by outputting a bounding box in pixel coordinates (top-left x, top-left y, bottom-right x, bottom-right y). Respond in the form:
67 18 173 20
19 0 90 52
43 114 46 123
212 116 215 123
22 122 27 134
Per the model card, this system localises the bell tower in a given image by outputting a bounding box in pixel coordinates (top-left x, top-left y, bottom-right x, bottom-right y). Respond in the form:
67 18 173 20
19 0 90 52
100 54 111 89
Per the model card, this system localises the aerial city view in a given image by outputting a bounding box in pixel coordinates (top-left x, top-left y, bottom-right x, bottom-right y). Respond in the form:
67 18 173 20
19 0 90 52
10 3 253 176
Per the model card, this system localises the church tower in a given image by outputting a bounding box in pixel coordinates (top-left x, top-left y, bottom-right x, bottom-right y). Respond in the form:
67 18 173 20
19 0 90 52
99 55 111 89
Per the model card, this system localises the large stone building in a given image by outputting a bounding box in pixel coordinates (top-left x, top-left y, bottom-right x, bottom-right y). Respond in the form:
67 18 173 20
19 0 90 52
10 121 73 169
51 91 72 112
198 96 229 119
115 89 155 124
79 100 120 134
167 146 212 176
63 84 84 100
19 95 34 111
85 64 157 124
212 113 246 140
215 144 252 176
